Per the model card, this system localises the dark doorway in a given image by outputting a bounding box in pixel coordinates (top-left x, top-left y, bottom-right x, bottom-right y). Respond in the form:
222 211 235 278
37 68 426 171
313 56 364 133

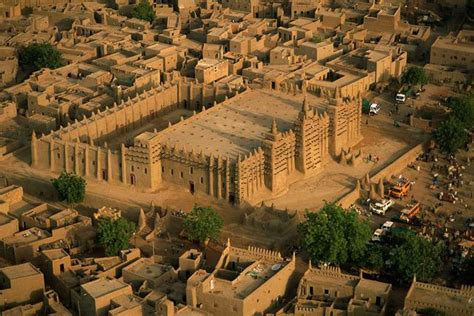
102 169 107 181
309 286 314 296
376 296 381 305
189 181 195 194
130 174 136 185
271 81 276 89
229 193 235 204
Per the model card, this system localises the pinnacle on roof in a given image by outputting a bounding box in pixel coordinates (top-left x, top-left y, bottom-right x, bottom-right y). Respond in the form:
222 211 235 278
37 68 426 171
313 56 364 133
302 93 310 113
271 118 278 135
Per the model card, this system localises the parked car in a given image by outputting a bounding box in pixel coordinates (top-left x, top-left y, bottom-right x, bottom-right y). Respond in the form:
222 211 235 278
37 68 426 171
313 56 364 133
382 221 394 232
395 93 406 103
372 228 384 242
369 103 380 115
369 199 394 215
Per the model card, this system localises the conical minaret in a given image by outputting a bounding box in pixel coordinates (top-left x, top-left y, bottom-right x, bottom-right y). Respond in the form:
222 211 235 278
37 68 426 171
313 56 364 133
271 118 278 135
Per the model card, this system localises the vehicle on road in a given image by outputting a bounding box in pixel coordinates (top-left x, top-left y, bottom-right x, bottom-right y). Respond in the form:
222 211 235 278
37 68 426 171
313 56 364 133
395 93 406 103
389 181 411 199
369 199 394 215
399 202 421 223
382 221 394 232
372 228 384 242
369 103 380 115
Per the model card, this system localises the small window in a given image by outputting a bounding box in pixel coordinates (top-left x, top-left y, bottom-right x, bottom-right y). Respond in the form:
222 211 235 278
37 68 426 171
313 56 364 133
92 161 95 166
171 169 174 175
57 153 60 159
131 166 134 172
144 168 147 174
200 177 204 184
161 166 164 173
190 167 193 174
180 171 183 178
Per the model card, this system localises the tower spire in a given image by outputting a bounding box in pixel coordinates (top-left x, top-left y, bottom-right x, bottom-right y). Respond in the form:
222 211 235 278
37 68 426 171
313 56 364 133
271 118 278 135
302 92 310 113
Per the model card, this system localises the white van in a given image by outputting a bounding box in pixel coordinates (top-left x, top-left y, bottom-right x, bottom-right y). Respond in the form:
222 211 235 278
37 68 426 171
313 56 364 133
369 103 380 115
382 221 394 232
369 199 394 216
372 228 384 242
395 93 406 103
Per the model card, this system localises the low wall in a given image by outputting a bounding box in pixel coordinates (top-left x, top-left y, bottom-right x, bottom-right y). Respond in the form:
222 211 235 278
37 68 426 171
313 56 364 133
337 142 426 208
370 143 425 183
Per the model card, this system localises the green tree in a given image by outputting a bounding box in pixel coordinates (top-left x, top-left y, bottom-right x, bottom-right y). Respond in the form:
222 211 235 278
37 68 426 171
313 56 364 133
19 43 63 72
388 233 444 283
468 0 474 19
401 66 429 87
51 171 86 205
311 35 323 43
298 203 371 265
447 96 474 129
433 116 468 153
183 205 224 244
97 217 136 256
363 244 385 272
131 0 156 23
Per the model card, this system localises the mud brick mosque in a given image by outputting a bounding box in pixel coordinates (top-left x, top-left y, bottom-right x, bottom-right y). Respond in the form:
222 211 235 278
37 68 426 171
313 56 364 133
31 80 361 204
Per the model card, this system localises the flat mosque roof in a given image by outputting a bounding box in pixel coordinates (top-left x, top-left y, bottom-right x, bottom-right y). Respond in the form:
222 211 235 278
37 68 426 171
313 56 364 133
159 89 328 161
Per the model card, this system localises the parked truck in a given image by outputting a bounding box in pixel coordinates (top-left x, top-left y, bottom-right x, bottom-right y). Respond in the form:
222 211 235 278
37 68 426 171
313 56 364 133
399 202 421 223
389 180 411 199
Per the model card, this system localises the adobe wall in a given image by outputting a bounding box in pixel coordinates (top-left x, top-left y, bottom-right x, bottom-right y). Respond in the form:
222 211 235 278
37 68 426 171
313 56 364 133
405 282 473 316
4 0 91 8
0 185 24 206
337 142 426 208
242 256 295 315
370 143 425 183
0 216 19 239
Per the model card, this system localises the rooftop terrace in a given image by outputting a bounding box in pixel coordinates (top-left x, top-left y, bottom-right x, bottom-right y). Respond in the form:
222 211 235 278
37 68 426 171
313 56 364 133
81 277 130 299
0 262 42 280
210 259 288 299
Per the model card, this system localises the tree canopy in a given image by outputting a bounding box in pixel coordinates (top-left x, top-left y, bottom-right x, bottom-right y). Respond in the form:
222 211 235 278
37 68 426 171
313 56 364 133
298 202 371 265
401 66 429 86
311 35 323 43
386 230 444 283
447 96 474 129
433 116 468 153
131 0 156 23
51 171 86 205
468 0 474 19
19 43 63 72
183 205 224 243
97 217 136 256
